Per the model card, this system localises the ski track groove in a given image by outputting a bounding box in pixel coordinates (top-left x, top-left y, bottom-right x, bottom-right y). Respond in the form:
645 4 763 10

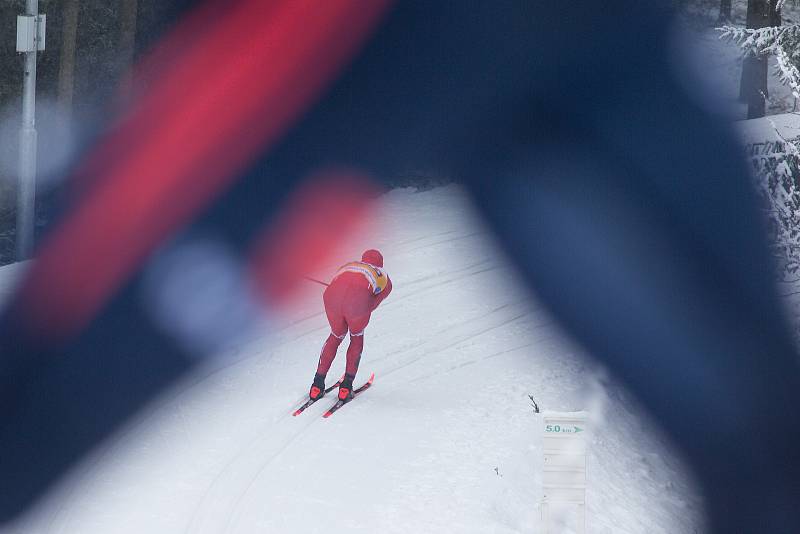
374 310 533 381
400 231 485 253
183 403 322 534
393 229 457 247
398 258 492 289
222 377 370 534
367 299 532 367
221 417 317 534
388 264 505 307
396 325 558 390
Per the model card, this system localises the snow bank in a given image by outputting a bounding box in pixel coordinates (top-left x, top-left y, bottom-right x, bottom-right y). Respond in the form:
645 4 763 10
0 260 28 310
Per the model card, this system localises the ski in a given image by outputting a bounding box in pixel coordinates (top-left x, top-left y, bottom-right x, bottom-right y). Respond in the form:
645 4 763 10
322 372 375 418
292 376 344 416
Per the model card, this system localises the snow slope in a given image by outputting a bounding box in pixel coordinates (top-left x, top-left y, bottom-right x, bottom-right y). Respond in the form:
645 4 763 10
1 186 704 534
0 260 27 308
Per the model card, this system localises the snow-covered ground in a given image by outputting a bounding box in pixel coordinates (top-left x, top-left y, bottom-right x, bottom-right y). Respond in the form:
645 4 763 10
0 260 28 308
0 186 704 534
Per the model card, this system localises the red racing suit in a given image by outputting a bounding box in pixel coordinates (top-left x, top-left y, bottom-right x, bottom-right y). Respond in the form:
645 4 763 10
316 261 392 378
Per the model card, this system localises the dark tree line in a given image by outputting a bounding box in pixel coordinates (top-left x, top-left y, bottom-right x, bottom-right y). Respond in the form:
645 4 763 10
0 1 186 265
0 1 179 123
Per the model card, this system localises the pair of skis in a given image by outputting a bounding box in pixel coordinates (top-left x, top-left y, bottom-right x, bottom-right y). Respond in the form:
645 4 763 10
292 372 375 418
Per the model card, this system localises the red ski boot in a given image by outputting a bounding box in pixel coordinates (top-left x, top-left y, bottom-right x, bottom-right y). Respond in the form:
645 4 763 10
309 374 326 401
338 374 355 401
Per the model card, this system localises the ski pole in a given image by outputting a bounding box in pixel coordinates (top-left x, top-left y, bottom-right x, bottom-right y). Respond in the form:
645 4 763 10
303 275 329 287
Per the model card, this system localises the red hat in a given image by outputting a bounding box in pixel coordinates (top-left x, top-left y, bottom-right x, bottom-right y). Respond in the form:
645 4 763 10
361 249 383 268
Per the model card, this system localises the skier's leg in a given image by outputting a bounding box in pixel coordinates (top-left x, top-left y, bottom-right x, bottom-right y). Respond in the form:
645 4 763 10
345 331 364 377
316 330 346 376
336 331 365 401
338 288 372 399
344 313 371 378
316 289 347 377
310 304 347 399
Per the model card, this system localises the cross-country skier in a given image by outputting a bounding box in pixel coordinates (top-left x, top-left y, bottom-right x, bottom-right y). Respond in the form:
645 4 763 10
309 249 392 402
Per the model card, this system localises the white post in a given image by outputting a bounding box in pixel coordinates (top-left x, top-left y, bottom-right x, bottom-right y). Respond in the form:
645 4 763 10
16 0 43 261
541 411 588 534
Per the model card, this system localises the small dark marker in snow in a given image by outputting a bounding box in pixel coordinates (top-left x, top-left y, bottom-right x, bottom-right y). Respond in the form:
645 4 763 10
528 395 540 413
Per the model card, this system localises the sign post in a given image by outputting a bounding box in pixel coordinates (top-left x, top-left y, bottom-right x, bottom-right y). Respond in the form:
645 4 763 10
15 1 45 260
541 411 588 534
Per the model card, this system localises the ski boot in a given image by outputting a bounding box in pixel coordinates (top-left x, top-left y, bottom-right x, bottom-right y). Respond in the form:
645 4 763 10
309 373 326 401
338 374 355 401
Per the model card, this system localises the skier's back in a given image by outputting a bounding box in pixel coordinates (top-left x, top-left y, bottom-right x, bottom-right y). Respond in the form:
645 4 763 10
310 249 392 401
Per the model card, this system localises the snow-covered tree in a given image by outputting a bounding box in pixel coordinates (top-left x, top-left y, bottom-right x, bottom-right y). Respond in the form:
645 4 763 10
719 2 800 101
720 6 800 278
720 23 800 98
750 125 800 280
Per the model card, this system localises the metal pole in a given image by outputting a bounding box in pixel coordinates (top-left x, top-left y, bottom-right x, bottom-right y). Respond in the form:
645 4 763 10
16 0 39 260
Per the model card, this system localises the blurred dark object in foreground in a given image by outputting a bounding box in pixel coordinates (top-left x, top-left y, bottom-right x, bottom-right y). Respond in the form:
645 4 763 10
1 1 799 532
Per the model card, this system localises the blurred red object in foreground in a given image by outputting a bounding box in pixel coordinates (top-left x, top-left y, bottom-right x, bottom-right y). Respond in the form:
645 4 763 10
249 173 379 306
